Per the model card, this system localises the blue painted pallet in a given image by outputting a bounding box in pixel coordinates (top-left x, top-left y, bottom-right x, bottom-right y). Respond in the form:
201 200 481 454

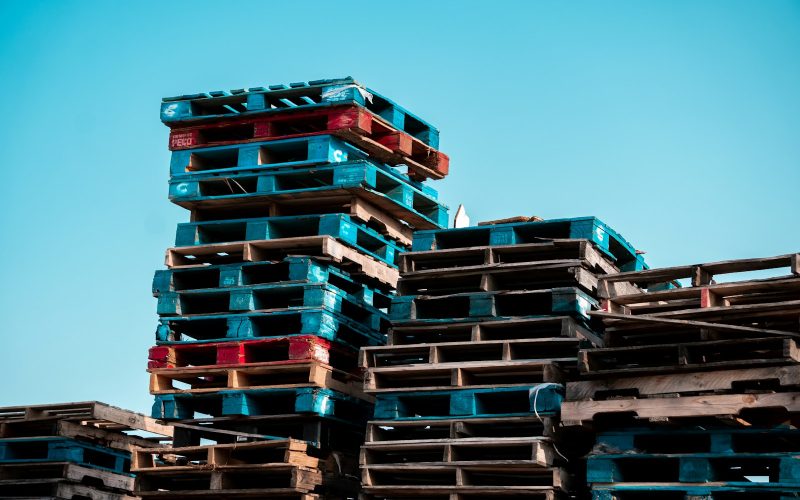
156 308 386 348
161 77 440 148
169 160 448 229
0 437 130 475
152 387 370 422
153 256 393 308
389 287 597 322
174 213 404 268
595 426 800 455
592 484 800 499
587 452 800 485
156 282 389 333
412 217 646 272
372 384 564 420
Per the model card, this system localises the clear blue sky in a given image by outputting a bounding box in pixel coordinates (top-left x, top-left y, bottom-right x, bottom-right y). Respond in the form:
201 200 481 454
1 1 798 413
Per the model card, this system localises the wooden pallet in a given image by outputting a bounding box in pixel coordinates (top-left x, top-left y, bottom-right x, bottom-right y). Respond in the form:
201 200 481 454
387 316 601 347
360 492 562 500
149 360 369 401
0 479 138 499
165 236 399 288
362 464 569 491
364 360 567 393
0 462 135 496
365 415 555 444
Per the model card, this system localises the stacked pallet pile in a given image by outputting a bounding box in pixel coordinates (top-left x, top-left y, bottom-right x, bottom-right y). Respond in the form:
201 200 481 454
0 401 171 499
358 217 646 500
137 78 450 499
562 253 800 499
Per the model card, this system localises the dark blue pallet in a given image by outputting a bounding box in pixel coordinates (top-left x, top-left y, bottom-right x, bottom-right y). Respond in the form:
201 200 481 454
153 256 393 308
389 287 597 322
587 452 800 485
161 77 440 148
156 307 386 348
174 213 404 268
0 437 130 475
156 282 389 333
411 217 646 272
169 160 448 229
372 384 564 420
152 387 370 421
593 485 800 499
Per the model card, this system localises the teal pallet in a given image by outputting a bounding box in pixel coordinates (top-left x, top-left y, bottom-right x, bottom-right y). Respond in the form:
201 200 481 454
152 387 370 421
0 437 130 475
174 213 403 268
593 484 800 499
161 77 440 148
156 308 386 348
169 161 448 229
153 256 393 308
372 384 564 420
411 216 646 272
389 287 597 322
156 282 389 333
587 452 800 485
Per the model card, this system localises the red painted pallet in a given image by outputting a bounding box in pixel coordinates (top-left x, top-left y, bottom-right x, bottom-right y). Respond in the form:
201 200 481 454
148 335 358 374
168 105 449 180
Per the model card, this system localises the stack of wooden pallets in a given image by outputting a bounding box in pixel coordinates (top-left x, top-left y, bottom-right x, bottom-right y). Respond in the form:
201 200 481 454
562 253 800 499
139 77 450 499
358 217 646 500
0 401 171 499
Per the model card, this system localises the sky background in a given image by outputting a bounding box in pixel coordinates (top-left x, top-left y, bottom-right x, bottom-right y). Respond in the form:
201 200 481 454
0 0 798 414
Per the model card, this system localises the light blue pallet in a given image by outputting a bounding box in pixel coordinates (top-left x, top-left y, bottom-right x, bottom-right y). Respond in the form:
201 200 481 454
152 256 393 308
156 282 388 333
0 437 130 475
152 387 371 421
389 287 597 322
161 77 440 148
373 384 564 420
169 160 447 229
174 213 404 268
412 216 646 272
592 484 800 499
156 308 386 348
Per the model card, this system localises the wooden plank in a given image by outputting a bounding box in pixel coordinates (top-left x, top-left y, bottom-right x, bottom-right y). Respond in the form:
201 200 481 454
591 311 800 339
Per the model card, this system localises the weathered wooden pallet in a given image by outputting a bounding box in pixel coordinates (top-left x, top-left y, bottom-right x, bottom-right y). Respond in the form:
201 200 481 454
396 261 602 296
156 309 385 348
387 316 600 347
361 337 580 370
161 77 440 148
167 106 448 180
587 451 800 485
411 217 646 272
135 466 322 497
591 484 800 499
360 437 558 468
0 479 138 499
567 364 800 401
170 413 365 452
603 276 800 316
156 282 388 333
593 425 800 455
389 288 597 322
174 213 404 269
153 255 392 308
399 239 618 275
597 252 800 298
0 437 130 475
366 416 555 445
0 462 135 495
152 387 370 421
0 402 172 446
360 491 562 500
169 161 448 230
579 337 800 375
363 360 567 393
165 236 399 288
148 335 355 371
149 360 368 401
561 390 800 425
373 384 564 420
362 464 569 490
